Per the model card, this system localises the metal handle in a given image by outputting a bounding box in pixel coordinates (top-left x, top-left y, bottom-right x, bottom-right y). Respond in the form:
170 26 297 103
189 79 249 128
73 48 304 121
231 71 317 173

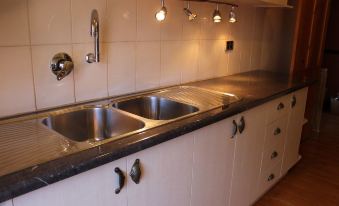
271 151 278 159
231 120 238 138
291 95 297 108
277 103 285 110
50 53 74 81
114 167 125 194
267 174 275 182
274 128 281 136
238 116 245 134
130 159 141 184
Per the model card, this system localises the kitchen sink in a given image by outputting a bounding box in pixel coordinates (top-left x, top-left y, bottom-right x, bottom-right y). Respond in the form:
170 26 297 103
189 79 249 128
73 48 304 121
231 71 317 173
112 96 199 120
42 107 145 142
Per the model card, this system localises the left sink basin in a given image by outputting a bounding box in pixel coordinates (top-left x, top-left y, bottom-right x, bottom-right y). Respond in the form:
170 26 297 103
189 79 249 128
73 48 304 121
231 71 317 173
42 107 145 142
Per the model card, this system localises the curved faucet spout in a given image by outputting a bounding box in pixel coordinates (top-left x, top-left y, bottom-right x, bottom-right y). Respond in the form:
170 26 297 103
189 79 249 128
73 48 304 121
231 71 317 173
86 9 100 63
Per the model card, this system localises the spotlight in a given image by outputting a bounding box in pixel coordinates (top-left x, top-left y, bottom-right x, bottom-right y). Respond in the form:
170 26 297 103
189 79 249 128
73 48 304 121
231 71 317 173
155 0 167 22
183 1 197 21
229 6 237 23
212 4 222 23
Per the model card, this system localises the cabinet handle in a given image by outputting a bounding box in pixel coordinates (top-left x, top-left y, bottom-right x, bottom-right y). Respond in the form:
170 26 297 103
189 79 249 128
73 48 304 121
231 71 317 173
238 116 245 134
292 95 297 108
130 159 141 184
277 103 285 110
274 128 281 136
267 174 275 182
114 167 125 194
232 120 238 138
271 151 278 159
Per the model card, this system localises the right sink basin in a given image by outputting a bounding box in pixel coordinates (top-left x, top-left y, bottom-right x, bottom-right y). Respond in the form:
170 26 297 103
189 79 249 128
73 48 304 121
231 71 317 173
112 96 199 120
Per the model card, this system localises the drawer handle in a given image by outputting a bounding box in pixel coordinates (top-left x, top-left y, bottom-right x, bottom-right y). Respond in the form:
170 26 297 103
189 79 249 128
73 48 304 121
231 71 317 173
271 151 278 159
130 159 142 184
114 167 125 194
277 103 285 110
292 95 297 108
268 174 275 182
238 116 245 134
231 120 238 138
274 128 281 136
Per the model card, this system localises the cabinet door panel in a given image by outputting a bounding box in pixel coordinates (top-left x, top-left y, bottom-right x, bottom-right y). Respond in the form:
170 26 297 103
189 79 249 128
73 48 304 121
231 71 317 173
13 158 127 206
282 88 308 174
191 118 236 206
126 133 194 206
0 200 12 206
229 105 267 206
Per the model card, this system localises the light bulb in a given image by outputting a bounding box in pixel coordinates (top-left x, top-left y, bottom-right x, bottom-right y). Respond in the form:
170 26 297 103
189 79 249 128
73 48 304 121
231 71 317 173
155 0 167 22
213 4 222 23
229 7 237 23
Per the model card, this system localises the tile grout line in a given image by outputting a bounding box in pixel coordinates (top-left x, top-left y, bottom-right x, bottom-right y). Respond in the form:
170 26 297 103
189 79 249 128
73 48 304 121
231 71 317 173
25 0 38 112
69 0 77 104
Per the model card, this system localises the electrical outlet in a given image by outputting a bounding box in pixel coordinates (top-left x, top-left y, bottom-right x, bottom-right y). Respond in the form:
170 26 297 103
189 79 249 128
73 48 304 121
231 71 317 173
226 41 234 52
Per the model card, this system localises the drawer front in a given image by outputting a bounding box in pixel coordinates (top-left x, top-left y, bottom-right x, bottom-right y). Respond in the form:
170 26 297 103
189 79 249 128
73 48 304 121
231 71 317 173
259 161 282 195
266 95 290 124
262 140 284 172
265 116 288 149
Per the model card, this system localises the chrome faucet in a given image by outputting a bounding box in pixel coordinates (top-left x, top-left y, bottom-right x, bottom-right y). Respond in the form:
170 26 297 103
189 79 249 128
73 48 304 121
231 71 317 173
86 9 100 63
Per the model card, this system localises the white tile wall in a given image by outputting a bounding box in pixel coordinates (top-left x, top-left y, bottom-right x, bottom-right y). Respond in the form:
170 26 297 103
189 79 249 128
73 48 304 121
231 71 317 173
0 0 287 118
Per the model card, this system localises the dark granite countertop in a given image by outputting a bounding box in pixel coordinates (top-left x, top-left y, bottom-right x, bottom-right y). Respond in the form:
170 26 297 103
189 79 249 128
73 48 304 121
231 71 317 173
0 70 316 202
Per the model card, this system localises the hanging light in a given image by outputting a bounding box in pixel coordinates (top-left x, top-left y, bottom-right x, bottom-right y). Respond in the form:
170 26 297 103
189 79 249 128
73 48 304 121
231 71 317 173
183 1 197 21
212 4 222 23
229 6 237 23
155 0 167 22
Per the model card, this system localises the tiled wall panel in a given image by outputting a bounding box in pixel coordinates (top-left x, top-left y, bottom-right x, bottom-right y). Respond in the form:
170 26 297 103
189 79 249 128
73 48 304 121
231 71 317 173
0 0 284 117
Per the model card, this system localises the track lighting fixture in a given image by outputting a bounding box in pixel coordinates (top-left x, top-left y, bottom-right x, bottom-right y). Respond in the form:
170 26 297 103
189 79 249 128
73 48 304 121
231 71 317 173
155 0 167 22
212 4 222 23
229 6 237 23
183 1 197 21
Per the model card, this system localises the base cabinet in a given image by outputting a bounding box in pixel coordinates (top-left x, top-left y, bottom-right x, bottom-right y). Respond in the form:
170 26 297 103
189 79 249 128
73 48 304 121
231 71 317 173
190 117 236 206
10 88 308 206
281 88 308 175
126 133 194 206
0 200 12 206
229 106 267 206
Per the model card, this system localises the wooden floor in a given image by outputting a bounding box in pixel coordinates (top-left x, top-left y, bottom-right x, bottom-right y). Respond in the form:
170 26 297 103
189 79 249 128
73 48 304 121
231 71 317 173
255 113 339 206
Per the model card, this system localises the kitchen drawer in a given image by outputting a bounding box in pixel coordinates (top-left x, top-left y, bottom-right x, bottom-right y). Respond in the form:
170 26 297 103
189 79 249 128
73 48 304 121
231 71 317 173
264 115 288 149
266 95 291 124
261 140 284 172
259 161 282 195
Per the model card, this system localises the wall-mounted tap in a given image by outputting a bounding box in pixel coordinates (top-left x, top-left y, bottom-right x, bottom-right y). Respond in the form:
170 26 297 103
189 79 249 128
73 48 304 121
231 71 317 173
86 9 100 63
50 53 74 81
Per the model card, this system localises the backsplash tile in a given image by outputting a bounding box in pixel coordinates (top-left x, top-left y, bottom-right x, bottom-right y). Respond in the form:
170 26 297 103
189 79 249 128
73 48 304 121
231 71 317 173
107 42 136 96
73 43 108 102
136 42 161 91
0 47 36 117
0 0 289 117
136 0 161 41
0 0 30 46
28 0 72 45
105 0 137 42
31 45 75 109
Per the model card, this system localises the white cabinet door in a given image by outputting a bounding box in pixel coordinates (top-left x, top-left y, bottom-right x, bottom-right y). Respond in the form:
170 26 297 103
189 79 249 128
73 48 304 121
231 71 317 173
281 88 308 175
126 133 194 206
13 158 128 206
0 200 12 206
191 117 237 206
229 105 267 206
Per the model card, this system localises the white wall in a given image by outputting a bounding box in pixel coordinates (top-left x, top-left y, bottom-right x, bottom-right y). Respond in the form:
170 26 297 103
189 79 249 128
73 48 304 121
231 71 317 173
0 0 287 118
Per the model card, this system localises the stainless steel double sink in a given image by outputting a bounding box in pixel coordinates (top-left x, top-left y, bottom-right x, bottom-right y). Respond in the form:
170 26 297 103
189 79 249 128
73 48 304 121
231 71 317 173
42 86 240 143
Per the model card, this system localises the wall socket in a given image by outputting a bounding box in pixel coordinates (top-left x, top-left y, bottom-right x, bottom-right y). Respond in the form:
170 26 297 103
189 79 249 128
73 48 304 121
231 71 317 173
225 41 234 52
